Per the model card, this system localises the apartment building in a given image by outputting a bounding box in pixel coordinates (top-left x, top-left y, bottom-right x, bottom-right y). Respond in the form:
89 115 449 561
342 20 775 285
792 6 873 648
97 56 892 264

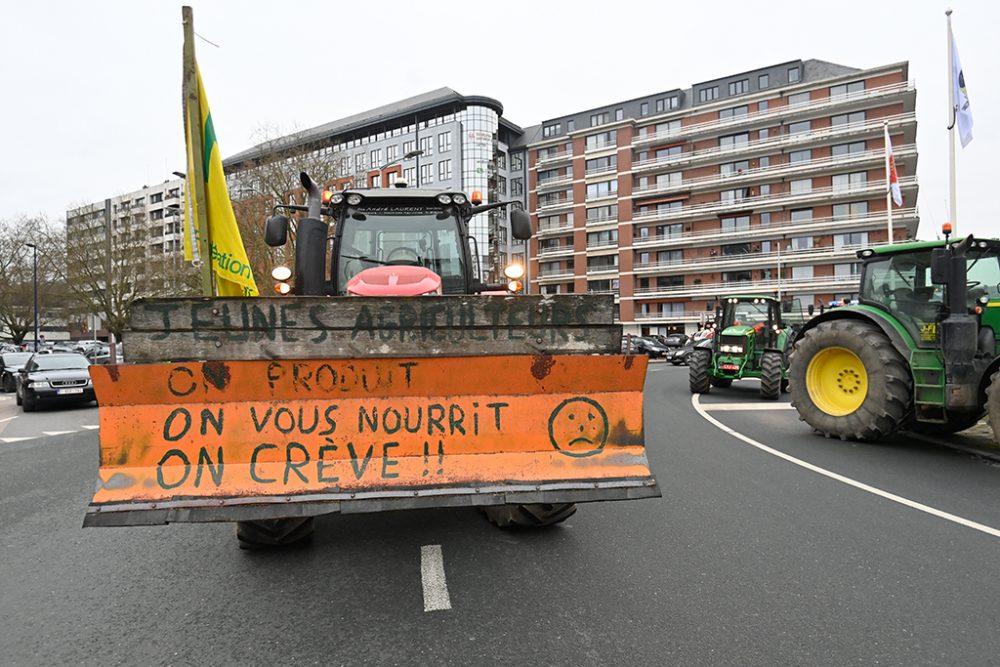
222 88 526 283
515 59 918 334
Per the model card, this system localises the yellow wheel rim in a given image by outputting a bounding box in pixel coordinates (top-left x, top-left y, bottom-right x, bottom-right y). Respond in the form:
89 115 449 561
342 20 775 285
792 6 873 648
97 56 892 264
805 347 868 416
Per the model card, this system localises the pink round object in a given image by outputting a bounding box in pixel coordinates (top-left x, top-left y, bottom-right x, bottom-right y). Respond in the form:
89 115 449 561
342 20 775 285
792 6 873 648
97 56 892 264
346 265 442 296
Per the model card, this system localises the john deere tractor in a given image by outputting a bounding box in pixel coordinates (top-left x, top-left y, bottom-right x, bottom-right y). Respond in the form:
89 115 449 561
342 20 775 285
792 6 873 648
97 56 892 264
689 295 791 400
789 232 1000 442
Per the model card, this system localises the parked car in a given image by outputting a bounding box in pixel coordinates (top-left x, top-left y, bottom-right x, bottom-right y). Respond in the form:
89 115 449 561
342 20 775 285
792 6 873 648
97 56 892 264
625 336 671 358
0 352 33 392
666 342 699 366
657 333 690 348
15 353 97 412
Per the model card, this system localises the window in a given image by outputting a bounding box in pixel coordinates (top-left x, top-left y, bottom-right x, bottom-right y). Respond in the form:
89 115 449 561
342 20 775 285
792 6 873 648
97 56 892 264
760 212 771 226
420 163 433 184
542 123 562 138
590 112 609 127
658 250 683 264
585 131 616 151
655 172 681 187
720 160 750 175
834 232 869 249
790 179 812 194
511 178 524 196
760 184 770 196
790 236 813 250
759 100 769 112
587 279 620 293
699 86 719 102
655 145 682 159
615 108 624 121
832 141 866 157
419 136 433 156
586 180 618 199
437 131 452 153
403 140 415 155
832 111 866 127
385 145 399 162
792 265 813 279
719 133 749 149
834 262 862 277
370 148 382 168
720 215 750 232
830 81 864 98
387 172 399 186
150 209 164 221
729 79 749 95
403 167 415 183
496 152 506 170
656 98 665 113
586 205 618 224
587 229 618 246
788 120 811 136
759 128 769 140
497 176 507 195
355 153 365 171
832 172 867 192
758 73 770 89
511 152 523 171
720 188 749 204
656 119 681 135
150 193 163 204
788 67 800 83
640 102 649 116
719 105 748 120
832 201 868 219
787 92 810 107
438 159 452 181
723 271 752 284
722 242 751 256
789 149 812 163
667 96 679 109
586 155 617 173
567 119 575 132
790 208 813 221
369 174 381 188
587 255 619 271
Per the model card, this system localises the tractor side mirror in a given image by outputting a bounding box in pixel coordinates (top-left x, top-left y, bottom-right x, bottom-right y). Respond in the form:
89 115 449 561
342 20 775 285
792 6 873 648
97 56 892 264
930 248 948 284
510 209 532 240
265 214 289 247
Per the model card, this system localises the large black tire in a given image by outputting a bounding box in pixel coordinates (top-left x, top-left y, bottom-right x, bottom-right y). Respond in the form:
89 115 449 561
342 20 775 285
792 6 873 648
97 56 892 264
689 349 711 394
908 410 984 436
760 352 783 400
710 377 732 388
15 389 22 406
987 371 1000 445
482 503 576 528
236 517 315 550
789 320 912 441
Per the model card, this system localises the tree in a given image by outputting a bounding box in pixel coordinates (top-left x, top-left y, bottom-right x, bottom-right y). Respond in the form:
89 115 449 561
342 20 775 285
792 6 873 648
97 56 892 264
0 216 65 345
227 124 359 285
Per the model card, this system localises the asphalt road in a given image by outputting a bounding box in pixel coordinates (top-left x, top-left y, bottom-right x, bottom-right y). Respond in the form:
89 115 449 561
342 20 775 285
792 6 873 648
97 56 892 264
1 365 998 666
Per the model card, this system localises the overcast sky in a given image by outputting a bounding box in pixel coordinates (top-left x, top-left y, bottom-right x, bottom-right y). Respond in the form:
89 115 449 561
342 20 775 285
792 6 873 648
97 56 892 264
1 0 994 238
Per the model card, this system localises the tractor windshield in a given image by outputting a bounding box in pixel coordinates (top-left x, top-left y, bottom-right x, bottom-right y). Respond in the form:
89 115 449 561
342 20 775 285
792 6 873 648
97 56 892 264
336 208 466 294
862 250 943 345
724 300 771 328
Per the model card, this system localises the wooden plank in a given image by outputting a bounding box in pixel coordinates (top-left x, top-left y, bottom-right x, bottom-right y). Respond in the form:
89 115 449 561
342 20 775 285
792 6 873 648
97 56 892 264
122 326 622 362
128 294 615 332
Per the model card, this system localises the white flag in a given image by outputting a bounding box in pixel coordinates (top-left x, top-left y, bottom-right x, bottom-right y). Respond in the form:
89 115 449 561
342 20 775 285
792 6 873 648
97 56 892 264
952 34 974 148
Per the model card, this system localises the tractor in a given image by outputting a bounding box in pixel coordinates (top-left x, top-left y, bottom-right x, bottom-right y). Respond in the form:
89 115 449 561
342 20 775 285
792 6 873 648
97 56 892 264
789 230 1000 442
688 295 791 400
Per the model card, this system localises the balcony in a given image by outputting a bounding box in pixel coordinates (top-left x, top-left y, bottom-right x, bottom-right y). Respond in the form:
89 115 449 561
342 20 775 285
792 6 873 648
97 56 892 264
634 311 702 324
535 149 573 167
537 269 576 283
535 220 575 239
631 144 917 199
633 243 867 276
536 196 574 214
586 265 619 276
632 81 915 147
585 214 619 228
631 112 916 174
537 244 576 259
585 165 618 179
631 176 917 224
536 173 574 192
586 238 619 251
631 274 860 299
632 208 919 249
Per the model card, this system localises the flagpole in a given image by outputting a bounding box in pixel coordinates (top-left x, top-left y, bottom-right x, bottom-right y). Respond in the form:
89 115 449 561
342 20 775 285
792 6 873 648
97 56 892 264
182 6 213 296
946 8 958 234
883 121 893 243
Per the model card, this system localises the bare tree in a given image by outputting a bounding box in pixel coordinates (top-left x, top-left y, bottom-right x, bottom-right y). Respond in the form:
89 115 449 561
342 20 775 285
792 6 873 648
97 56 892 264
0 216 65 345
228 124 360 283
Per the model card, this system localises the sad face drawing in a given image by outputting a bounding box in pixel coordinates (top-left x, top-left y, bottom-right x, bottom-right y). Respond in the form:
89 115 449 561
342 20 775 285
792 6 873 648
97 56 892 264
548 397 609 458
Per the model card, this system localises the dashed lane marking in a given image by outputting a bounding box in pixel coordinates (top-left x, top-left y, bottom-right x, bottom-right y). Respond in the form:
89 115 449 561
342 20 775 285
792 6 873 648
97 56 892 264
43 430 77 436
700 403 796 411
0 436 33 443
1 425 100 443
0 415 17 423
81 425 100 430
420 544 452 612
691 394 1000 540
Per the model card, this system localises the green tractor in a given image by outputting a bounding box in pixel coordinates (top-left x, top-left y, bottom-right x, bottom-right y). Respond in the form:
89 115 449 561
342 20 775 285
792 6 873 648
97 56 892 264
789 233 1000 442
689 295 792 400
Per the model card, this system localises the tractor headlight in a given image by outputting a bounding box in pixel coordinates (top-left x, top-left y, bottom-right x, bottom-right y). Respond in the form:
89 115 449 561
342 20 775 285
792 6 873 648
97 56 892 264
346 194 363 206
329 194 344 205
436 194 453 205
453 194 467 204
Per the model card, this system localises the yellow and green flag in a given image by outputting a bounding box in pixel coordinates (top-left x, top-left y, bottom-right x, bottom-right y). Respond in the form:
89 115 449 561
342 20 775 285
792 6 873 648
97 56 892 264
183 64 258 297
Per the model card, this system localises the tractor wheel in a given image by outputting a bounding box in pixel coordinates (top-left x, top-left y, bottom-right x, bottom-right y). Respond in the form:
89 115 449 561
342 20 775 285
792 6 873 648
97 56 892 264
760 352 783 400
710 377 732 388
987 371 1000 445
789 320 912 441
236 517 315 550
482 503 577 528
688 350 712 394
909 410 984 436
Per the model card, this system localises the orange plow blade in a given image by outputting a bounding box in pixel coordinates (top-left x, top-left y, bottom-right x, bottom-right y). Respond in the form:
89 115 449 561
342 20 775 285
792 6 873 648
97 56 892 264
85 355 659 526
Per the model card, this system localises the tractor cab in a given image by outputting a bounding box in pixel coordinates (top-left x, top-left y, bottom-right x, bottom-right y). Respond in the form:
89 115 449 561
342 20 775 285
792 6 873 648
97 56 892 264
713 296 785 361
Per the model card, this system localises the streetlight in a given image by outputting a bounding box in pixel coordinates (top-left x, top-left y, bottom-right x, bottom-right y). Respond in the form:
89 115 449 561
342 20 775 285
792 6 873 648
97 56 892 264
24 243 38 352
377 149 423 186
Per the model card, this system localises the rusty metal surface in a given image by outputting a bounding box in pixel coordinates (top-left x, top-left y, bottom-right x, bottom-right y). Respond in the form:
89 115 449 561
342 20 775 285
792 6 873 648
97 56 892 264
86 355 658 525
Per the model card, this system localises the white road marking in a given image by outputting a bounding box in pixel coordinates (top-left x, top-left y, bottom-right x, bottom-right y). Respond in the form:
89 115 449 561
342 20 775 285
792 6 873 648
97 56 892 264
43 430 76 436
700 403 796 411
691 394 1000 540
0 436 34 443
0 415 18 423
81 425 100 430
420 544 452 612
